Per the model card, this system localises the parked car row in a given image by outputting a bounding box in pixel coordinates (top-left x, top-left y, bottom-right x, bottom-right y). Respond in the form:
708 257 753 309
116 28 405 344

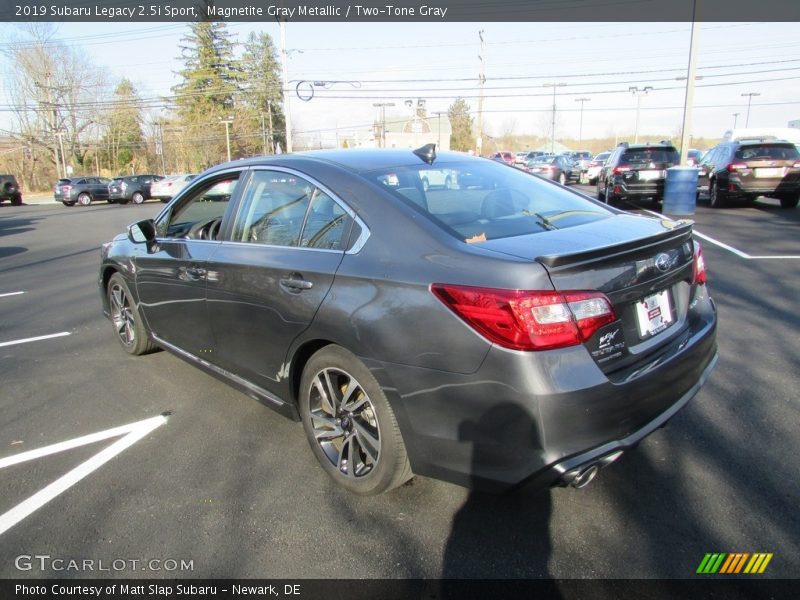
53 174 197 207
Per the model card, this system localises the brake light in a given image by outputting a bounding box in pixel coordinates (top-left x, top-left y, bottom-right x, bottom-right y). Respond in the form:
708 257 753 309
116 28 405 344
613 165 631 174
726 163 747 172
62 185 72 193
121 181 128 190
692 241 707 285
431 284 617 351
792 162 800 168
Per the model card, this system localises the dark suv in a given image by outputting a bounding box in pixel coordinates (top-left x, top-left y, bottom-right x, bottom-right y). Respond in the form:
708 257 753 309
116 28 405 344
696 139 800 208
596 142 680 205
0 175 22 205
108 175 164 205
53 177 113 206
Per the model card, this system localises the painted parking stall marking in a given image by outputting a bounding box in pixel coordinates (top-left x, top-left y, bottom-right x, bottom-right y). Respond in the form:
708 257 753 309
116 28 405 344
639 208 800 260
0 291 25 298
0 414 169 535
0 331 71 348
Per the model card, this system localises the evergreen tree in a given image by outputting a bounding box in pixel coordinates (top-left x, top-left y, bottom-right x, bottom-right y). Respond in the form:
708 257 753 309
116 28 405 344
172 16 240 168
238 31 286 155
448 98 474 152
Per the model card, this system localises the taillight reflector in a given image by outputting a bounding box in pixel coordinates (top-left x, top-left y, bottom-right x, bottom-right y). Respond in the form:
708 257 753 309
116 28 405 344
613 165 631 174
727 163 748 172
431 285 617 351
692 241 707 285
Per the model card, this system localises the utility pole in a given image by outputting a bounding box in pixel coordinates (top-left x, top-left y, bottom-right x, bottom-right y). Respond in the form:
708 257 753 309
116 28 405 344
732 112 740 128
574 97 590 148
260 113 268 155
742 92 760 127
220 116 234 162
432 111 447 148
543 83 566 153
629 86 653 144
268 100 274 154
55 130 67 177
280 20 293 153
678 1 700 166
476 30 485 156
372 103 394 147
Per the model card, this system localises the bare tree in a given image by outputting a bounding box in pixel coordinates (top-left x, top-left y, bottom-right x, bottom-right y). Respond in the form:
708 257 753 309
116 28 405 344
2 24 108 184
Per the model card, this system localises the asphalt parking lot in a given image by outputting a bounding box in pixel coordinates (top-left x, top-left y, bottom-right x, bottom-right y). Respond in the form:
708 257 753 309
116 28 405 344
0 194 798 579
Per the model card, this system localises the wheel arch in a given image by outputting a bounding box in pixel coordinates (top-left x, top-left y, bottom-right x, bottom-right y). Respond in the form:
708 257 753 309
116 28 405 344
288 339 336 405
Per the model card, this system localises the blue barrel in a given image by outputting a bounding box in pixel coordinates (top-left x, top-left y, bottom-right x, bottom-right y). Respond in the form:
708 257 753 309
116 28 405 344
662 166 699 215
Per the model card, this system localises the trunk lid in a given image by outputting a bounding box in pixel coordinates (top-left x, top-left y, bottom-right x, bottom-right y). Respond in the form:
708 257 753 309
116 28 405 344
481 213 696 372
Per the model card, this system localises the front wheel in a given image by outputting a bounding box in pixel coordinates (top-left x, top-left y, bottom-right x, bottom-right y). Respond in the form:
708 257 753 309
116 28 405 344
77 192 92 206
107 273 157 356
299 345 412 495
780 194 799 209
132 191 145 204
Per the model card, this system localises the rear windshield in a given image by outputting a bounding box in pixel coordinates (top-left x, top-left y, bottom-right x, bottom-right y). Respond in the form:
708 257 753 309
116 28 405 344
734 144 799 160
621 148 679 164
366 161 612 243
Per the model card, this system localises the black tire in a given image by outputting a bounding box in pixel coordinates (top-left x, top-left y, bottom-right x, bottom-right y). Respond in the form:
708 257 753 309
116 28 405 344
106 198 115 204
118 198 130 205
11 193 22 206
597 179 606 201
132 191 145 204
780 194 799 209
709 180 726 209
604 182 616 205
62 200 76 207
77 192 92 206
299 345 412 495
107 273 157 356
3 181 17 196
160 198 170 203
558 172 567 186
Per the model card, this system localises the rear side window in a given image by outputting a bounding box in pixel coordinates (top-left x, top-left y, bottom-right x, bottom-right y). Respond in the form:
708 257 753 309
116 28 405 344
735 144 799 160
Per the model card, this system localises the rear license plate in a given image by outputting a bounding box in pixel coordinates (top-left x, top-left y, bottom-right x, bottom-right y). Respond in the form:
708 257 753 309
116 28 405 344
638 170 664 181
635 290 673 338
755 167 784 178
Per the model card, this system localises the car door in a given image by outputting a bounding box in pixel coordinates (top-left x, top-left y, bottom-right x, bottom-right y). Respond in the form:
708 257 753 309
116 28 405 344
133 170 243 356
205 168 357 392
696 147 718 194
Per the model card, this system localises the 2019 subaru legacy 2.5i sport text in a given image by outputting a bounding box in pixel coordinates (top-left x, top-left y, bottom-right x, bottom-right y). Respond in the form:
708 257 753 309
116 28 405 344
100 145 717 495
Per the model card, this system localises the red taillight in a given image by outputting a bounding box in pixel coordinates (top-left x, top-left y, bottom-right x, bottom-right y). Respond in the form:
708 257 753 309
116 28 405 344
431 284 617 351
62 185 71 193
692 241 707 285
726 163 747 172
613 165 631 174
792 162 800 168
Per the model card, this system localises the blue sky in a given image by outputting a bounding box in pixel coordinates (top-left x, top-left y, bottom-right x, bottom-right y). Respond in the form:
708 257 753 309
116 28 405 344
2 21 799 147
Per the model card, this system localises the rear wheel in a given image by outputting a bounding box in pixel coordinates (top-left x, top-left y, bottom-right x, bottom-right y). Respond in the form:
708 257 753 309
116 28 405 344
107 273 156 356
596 179 606 201
780 194 799 209
77 192 92 206
62 200 76 207
11 193 22 206
299 345 412 495
604 182 616 205
709 181 727 209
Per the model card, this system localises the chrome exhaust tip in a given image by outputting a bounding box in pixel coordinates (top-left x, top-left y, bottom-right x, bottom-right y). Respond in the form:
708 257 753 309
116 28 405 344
564 464 600 489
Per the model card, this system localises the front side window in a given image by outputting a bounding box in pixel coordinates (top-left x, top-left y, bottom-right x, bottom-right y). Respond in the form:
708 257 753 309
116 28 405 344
158 174 240 239
232 170 354 250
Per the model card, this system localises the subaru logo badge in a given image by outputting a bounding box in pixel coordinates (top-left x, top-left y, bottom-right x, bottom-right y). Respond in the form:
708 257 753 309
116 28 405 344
655 253 671 272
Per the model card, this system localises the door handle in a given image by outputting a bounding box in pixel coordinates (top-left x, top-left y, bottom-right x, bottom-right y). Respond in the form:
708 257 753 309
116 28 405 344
186 266 207 281
280 276 313 292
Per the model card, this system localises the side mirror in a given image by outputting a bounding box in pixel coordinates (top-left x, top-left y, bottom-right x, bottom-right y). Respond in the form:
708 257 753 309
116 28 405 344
128 219 158 253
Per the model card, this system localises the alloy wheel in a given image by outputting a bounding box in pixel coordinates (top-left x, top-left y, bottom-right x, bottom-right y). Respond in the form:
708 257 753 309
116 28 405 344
109 282 135 347
307 367 381 478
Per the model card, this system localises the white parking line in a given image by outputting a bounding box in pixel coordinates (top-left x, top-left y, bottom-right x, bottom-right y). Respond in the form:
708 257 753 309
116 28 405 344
0 332 71 348
0 291 25 298
0 415 168 536
639 208 800 260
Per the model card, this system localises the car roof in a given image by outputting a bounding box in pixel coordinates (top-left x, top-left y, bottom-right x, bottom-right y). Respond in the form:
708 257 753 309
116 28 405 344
203 149 486 176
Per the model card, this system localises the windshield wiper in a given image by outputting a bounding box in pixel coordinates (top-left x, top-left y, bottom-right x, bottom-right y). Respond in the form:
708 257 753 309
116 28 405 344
522 210 558 230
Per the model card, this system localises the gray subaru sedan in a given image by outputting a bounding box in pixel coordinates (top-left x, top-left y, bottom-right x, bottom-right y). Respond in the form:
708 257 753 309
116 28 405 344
99 146 717 495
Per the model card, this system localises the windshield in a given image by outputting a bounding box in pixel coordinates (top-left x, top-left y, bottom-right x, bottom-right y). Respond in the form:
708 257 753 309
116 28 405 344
734 144 799 160
367 160 612 243
621 148 679 164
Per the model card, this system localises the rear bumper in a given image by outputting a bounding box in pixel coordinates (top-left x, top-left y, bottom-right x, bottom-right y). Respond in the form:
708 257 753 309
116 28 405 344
372 291 717 492
616 178 666 198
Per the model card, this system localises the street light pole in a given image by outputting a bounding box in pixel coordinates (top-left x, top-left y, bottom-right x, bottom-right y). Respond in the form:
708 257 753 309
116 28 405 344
741 92 760 127
220 116 234 162
279 20 293 153
574 97 590 148
732 112 740 128
629 86 653 144
372 103 395 148
543 82 566 154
